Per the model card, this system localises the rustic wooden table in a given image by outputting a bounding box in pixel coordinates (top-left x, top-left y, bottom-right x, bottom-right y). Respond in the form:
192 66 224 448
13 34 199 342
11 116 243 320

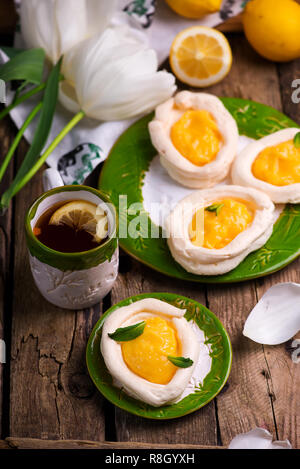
0 30 299 450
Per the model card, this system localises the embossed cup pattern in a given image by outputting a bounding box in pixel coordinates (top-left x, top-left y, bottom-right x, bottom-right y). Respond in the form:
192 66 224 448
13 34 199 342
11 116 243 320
29 250 118 309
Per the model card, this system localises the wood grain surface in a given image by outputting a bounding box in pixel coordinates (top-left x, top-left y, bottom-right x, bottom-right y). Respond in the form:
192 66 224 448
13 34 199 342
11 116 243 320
0 115 15 438
3 437 224 450
0 30 299 449
0 0 17 35
9 161 106 441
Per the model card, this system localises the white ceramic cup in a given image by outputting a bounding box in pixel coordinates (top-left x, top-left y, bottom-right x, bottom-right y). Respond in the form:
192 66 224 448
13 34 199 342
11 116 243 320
25 174 119 310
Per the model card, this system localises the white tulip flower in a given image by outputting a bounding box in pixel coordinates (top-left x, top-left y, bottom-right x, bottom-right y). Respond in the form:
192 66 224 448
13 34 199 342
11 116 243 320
20 0 118 64
59 27 176 121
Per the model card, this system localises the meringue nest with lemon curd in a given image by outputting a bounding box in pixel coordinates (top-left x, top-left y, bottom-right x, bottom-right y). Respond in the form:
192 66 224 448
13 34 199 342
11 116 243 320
165 185 275 276
148 91 239 189
100 298 200 407
232 128 300 204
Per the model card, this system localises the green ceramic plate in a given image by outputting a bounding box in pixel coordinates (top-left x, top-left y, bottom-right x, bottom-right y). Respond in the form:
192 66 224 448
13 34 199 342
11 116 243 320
86 292 232 419
99 97 300 283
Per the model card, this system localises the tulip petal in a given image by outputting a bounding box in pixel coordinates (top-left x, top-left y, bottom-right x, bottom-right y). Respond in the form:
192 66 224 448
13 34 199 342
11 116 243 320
55 0 89 63
60 27 176 121
243 283 300 345
59 81 81 115
20 0 118 64
83 0 119 38
21 0 58 62
55 0 118 59
228 428 292 449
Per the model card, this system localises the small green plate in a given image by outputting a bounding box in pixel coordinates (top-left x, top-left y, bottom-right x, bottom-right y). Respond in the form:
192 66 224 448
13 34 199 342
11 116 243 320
86 292 232 420
99 97 300 283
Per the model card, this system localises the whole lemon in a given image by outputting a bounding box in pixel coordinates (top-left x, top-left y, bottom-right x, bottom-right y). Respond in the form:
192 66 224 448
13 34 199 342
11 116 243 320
243 0 300 62
165 0 222 19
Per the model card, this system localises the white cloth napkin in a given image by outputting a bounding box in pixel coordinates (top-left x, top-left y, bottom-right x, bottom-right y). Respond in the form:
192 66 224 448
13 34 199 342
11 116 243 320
2 0 244 185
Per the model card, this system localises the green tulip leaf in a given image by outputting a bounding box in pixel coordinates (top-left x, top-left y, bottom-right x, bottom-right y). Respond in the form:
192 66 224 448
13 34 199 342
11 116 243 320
0 46 26 59
0 48 45 84
0 57 62 212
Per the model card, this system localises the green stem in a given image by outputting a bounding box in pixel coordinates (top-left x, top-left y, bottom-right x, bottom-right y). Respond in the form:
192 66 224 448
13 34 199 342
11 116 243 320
12 80 29 105
0 101 42 183
0 82 45 121
12 110 85 196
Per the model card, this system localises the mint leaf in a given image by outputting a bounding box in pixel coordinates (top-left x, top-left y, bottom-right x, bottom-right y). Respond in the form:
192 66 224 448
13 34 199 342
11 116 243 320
205 203 224 216
108 321 146 342
167 356 193 368
293 132 300 149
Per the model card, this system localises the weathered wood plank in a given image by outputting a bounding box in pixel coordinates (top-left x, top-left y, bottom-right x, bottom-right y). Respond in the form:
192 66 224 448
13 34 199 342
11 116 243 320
252 56 300 448
4 437 224 450
206 282 279 444
204 38 300 448
253 262 300 449
207 34 281 108
0 439 10 449
256 272 300 448
216 13 243 33
108 34 288 446
111 255 218 446
200 35 283 447
3 30 299 447
0 115 16 437
9 149 106 440
0 0 17 35
278 58 300 123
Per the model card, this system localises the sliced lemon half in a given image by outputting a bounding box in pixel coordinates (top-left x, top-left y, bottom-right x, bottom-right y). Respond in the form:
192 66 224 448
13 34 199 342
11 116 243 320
49 200 108 243
169 26 232 87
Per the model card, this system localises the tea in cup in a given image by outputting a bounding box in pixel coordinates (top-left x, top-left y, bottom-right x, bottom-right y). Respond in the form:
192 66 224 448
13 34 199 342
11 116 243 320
25 185 118 309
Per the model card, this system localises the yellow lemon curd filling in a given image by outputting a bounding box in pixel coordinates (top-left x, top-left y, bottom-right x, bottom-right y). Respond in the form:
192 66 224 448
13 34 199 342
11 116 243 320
170 109 223 166
189 198 254 249
121 316 180 385
252 140 300 186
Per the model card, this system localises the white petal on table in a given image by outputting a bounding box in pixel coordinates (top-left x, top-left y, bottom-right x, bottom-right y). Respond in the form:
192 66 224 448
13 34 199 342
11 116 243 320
228 428 292 449
243 283 300 345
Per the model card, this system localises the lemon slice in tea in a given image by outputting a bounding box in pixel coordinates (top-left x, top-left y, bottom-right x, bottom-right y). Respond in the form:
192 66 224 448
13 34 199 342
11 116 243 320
49 200 108 244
